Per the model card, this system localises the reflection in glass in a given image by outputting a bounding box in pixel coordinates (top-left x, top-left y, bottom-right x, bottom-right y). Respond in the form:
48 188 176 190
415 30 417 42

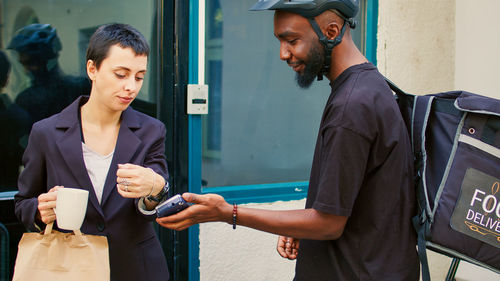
0 3 160 280
204 0 223 159
0 50 29 191
0 1 158 192
8 23 91 127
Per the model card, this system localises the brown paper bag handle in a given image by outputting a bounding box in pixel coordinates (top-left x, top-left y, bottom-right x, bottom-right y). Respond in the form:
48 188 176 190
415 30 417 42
44 222 54 235
43 222 82 236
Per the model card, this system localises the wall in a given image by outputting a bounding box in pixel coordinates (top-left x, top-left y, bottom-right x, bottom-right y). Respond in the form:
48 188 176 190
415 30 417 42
377 0 455 94
455 0 500 99
199 199 304 281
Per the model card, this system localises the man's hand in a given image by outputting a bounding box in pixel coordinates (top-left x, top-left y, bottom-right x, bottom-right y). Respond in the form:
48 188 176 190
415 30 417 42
156 193 232 231
277 236 299 260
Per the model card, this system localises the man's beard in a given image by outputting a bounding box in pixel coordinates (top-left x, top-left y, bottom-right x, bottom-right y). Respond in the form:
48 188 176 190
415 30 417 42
295 42 324 89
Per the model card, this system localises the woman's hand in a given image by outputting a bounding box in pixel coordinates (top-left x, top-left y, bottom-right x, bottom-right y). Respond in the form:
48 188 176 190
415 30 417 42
37 186 62 224
116 163 164 199
277 236 300 260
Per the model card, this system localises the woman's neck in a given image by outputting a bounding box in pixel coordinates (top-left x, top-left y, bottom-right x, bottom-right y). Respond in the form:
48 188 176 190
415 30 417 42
81 97 121 128
80 96 122 155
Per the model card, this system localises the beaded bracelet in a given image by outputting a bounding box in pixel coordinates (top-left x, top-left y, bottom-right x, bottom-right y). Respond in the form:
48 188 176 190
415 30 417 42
232 203 237 230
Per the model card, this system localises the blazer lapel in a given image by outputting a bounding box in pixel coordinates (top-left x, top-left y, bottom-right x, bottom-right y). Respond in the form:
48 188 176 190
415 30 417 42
55 97 104 218
100 108 142 205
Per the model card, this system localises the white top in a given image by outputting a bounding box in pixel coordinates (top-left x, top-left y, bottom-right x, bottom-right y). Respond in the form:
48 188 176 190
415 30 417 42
82 142 114 204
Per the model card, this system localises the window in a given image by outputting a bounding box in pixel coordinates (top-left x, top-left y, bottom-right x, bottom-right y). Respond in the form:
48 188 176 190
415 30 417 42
0 0 159 192
201 0 369 189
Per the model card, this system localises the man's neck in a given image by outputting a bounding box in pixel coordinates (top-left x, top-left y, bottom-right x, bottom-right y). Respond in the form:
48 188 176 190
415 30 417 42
326 42 369 82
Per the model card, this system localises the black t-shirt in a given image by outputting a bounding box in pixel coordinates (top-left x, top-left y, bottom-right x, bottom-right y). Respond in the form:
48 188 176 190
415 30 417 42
294 63 419 281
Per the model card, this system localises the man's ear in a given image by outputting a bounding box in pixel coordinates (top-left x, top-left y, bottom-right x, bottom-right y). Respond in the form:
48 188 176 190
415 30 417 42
324 21 341 41
86 60 96 81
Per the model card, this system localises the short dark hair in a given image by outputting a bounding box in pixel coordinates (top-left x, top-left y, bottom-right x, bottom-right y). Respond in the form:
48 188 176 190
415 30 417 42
86 23 149 69
0 50 11 88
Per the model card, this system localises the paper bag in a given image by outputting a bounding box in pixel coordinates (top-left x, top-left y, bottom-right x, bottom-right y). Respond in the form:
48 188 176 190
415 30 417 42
12 222 110 281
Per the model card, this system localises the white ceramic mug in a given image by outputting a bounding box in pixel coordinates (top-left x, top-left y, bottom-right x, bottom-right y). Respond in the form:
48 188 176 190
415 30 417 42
55 187 89 230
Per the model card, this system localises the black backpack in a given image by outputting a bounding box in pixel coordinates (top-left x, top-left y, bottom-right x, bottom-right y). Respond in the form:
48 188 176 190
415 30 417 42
386 79 500 281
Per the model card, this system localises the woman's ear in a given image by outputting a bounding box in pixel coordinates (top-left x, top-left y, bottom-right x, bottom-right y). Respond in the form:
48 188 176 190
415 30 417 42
86 60 96 81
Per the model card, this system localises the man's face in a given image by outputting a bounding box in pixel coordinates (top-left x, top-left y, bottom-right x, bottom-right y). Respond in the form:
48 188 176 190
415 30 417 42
274 11 324 89
19 53 44 75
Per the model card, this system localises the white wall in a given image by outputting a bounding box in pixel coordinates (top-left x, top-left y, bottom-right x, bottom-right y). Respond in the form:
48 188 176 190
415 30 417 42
199 200 304 281
455 0 500 99
377 0 455 94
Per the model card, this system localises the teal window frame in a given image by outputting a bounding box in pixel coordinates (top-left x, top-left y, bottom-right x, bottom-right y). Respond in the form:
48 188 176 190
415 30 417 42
188 1 378 280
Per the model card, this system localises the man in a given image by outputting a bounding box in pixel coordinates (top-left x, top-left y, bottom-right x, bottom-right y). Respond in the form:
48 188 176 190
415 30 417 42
157 0 419 280
8 23 91 127
0 50 30 190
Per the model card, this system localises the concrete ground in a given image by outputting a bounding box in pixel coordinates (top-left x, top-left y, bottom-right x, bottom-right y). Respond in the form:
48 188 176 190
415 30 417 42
427 251 500 281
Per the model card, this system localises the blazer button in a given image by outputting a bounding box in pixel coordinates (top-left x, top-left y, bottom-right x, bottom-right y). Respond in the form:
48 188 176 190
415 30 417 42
97 222 105 232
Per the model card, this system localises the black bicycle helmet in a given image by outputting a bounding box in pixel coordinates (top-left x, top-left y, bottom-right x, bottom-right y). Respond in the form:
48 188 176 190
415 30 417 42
8 23 62 59
250 0 359 80
250 0 358 19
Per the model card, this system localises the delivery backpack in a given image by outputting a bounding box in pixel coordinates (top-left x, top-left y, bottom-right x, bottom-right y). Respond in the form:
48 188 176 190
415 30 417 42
386 79 500 281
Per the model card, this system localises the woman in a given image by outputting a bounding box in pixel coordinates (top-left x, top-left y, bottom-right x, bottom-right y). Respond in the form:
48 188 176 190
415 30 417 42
15 23 170 281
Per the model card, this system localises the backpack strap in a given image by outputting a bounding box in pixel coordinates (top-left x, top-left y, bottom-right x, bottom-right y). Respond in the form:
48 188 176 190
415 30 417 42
413 95 434 217
412 95 435 281
412 215 431 281
385 78 434 281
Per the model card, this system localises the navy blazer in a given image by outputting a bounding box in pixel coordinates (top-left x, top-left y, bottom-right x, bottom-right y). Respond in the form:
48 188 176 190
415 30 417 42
15 96 170 281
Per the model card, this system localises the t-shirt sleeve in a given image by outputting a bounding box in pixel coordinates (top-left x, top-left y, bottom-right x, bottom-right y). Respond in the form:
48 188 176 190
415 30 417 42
311 125 371 217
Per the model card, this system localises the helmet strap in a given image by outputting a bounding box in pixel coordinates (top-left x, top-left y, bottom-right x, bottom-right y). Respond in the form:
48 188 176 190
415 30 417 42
307 18 349 81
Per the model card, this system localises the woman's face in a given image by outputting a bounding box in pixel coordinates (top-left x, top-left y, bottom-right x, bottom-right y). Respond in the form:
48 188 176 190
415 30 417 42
87 44 147 112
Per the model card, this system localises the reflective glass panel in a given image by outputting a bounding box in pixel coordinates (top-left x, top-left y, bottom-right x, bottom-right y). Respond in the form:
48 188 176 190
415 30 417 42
0 0 158 191
202 0 365 187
